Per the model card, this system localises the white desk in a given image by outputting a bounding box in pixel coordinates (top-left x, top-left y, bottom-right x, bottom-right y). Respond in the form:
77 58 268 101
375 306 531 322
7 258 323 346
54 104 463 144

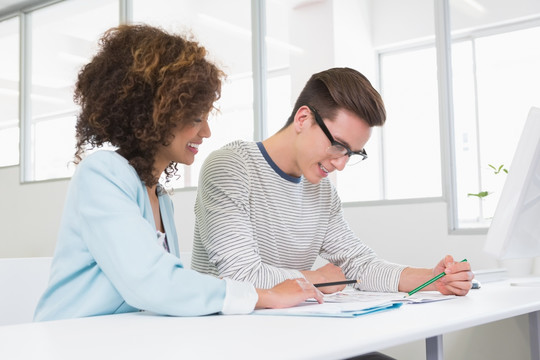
1 280 540 360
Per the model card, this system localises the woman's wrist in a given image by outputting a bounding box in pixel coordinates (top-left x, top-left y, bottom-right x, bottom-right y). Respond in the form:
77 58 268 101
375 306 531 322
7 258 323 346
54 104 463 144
221 278 258 314
255 288 273 309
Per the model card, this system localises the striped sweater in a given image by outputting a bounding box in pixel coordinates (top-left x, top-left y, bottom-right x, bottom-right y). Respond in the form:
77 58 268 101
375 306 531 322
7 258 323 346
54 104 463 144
192 140 405 290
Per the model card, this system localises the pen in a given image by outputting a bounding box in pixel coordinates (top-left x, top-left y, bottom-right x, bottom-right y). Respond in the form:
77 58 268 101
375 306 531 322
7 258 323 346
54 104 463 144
404 259 468 297
314 279 360 288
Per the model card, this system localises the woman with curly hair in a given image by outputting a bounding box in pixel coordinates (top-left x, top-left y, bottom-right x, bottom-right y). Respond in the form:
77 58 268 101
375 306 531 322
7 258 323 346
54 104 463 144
34 24 322 321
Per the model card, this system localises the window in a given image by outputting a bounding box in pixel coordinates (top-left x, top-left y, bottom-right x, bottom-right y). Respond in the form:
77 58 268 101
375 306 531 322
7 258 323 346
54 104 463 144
133 0 253 188
265 0 294 137
449 0 540 228
263 0 393 202
379 47 442 200
376 0 540 229
453 25 540 228
22 0 118 181
7 0 539 232
330 0 440 202
0 17 19 167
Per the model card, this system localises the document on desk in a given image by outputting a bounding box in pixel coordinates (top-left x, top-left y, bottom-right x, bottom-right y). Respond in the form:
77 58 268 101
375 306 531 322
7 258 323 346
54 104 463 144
252 298 403 318
320 289 456 304
252 289 455 318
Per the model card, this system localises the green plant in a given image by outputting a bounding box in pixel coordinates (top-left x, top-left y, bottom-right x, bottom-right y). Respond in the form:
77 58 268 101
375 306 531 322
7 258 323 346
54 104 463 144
467 164 508 199
488 164 508 175
467 190 490 198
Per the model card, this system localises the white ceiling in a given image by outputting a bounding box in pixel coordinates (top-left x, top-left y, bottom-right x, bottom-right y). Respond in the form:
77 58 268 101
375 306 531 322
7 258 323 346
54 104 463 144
0 0 46 17
0 0 26 8
0 0 327 19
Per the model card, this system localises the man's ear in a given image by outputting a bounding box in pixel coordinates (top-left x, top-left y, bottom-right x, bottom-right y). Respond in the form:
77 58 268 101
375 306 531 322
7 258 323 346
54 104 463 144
293 106 312 133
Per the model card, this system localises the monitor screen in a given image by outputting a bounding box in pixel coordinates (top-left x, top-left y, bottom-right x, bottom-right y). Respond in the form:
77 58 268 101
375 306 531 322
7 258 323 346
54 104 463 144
484 107 540 259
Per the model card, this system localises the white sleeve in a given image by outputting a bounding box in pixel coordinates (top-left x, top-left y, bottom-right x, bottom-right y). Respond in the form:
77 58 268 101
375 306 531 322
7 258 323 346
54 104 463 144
220 278 259 315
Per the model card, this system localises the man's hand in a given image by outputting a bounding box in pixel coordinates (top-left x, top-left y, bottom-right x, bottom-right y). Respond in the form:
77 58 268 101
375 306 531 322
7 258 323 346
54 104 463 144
433 255 474 296
399 255 474 296
300 263 347 294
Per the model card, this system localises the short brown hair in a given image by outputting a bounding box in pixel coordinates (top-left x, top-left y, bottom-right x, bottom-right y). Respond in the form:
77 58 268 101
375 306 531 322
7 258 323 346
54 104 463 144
282 67 386 130
74 24 225 186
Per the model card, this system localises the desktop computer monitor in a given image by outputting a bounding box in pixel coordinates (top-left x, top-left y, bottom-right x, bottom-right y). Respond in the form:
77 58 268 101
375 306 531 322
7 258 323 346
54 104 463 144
484 107 540 260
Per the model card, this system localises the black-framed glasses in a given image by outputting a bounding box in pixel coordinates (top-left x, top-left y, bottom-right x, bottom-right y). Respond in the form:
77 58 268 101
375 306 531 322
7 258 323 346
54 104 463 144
306 104 368 165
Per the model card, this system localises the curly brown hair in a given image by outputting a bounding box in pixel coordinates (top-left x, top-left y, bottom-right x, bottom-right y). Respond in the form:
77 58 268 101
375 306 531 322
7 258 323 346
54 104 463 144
74 24 225 186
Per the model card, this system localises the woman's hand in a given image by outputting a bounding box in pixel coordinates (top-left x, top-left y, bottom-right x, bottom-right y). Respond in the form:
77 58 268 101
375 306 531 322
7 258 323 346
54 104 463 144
255 278 324 309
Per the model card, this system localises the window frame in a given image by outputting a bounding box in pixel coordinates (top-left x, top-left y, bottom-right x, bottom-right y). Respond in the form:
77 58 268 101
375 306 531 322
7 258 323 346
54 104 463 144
375 1 540 233
6 0 538 234
0 15 21 168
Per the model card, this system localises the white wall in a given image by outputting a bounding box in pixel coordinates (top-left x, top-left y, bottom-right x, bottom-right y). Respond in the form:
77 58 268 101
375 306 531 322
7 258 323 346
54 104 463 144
0 162 534 359
1 166 66 257
1 163 498 265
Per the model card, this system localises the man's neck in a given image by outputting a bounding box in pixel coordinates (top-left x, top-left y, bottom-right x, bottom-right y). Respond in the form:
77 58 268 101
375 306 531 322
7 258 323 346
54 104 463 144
261 127 301 177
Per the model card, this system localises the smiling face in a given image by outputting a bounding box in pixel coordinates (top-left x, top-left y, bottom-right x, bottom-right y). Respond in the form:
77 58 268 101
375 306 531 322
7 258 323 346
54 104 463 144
154 116 211 174
293 106 371 184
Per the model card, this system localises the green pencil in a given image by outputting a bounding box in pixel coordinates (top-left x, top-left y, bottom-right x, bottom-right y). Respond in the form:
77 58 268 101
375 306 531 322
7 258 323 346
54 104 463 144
404 259 468 297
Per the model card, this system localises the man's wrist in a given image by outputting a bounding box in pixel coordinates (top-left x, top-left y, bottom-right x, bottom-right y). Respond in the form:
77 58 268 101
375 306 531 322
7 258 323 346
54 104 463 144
299 270 315 283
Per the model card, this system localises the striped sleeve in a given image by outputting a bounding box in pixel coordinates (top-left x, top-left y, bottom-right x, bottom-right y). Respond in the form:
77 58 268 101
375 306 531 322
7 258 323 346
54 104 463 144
320 185 406 292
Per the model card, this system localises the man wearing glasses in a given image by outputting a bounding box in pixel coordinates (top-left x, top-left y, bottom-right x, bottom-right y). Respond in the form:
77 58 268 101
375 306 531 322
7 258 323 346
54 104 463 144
192 67 473 300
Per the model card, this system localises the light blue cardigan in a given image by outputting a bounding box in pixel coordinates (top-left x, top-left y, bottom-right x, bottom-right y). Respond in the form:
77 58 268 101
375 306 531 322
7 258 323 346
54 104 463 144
34 150 227 321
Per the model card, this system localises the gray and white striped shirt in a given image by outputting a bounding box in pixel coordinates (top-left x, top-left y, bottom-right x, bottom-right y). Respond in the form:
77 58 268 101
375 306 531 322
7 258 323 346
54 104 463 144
192 140 405 291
